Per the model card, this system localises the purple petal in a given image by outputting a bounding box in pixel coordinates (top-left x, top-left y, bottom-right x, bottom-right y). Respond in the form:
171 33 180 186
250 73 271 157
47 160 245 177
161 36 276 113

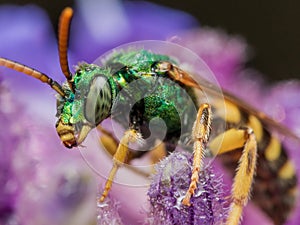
96 197 124 225
147 152 227 224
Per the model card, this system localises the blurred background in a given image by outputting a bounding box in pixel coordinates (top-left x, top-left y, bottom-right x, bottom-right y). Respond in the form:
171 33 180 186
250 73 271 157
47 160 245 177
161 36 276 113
0 0 299 82
0 1 299 224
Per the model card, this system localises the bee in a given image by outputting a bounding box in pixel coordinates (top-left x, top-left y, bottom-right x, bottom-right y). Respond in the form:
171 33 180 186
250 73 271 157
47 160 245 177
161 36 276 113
0 7 298 225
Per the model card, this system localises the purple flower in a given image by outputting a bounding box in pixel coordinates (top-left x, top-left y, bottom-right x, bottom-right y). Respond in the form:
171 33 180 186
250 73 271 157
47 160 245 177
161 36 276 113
96 196 124 225
147 152 226 225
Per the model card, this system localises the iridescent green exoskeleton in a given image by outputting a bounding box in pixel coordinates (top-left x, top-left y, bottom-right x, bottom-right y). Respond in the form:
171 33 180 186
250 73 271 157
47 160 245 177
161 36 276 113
0 7 298 225
55 50 197 149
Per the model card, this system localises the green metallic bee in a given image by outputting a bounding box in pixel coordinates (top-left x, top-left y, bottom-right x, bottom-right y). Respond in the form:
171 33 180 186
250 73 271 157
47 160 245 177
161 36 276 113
0 7 298 225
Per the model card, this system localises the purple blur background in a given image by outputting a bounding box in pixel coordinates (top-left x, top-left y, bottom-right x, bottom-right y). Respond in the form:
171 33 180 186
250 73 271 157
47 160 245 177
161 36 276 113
0 1 299 225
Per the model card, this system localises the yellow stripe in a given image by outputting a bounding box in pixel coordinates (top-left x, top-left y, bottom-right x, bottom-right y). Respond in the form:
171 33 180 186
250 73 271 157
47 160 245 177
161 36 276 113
264 137 281 161
279 161 295 180
214 99 241 124
247 115 263 142
209 128 246 155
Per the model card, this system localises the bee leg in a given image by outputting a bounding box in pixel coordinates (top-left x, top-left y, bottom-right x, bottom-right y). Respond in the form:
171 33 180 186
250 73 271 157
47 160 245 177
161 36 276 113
97 125 119 156
97 125 154 163
99 128 141 202
209 127 258 225
149 141 167 164
226 128 257 225
182 103 212 206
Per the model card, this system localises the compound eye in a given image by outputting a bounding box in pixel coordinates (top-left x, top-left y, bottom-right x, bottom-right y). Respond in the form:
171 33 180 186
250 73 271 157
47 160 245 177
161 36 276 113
84 75 112 125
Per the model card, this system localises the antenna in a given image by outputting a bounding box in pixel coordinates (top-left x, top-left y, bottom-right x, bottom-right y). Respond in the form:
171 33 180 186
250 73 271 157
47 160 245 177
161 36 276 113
0 58 65 97
58 7 74 92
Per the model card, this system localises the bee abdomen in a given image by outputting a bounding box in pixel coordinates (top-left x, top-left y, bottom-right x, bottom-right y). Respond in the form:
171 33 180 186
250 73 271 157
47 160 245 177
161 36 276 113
253 128 297 225
218 114 298 225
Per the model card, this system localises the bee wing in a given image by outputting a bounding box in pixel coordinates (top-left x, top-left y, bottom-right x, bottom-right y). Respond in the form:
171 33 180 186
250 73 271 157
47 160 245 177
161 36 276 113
177 67 300 142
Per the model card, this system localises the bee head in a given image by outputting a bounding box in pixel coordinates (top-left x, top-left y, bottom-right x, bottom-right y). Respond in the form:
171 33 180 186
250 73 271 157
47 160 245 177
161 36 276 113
55 65 114 148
